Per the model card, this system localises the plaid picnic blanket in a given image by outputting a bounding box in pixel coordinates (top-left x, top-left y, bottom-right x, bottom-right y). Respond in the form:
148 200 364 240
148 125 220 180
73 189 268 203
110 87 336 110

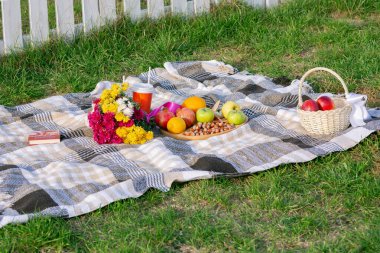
1 61 379 228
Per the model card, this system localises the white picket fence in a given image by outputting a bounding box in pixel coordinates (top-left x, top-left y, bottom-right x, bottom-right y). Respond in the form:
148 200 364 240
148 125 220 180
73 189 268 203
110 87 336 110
0 0 282 55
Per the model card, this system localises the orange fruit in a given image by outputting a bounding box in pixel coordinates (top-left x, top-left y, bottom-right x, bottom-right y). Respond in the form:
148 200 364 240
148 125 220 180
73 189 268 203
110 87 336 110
167 117 187 134
182 96 206 113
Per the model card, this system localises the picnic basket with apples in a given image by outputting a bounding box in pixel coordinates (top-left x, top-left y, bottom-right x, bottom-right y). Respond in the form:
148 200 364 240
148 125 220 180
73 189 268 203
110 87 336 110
297 67 352 135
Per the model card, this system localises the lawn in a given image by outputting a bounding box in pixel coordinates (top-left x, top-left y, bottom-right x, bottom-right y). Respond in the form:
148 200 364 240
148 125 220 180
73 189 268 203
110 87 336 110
0 0 379 252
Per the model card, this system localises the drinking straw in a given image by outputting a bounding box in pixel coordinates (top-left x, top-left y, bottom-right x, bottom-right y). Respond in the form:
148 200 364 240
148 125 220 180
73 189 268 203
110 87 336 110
148 67 151 84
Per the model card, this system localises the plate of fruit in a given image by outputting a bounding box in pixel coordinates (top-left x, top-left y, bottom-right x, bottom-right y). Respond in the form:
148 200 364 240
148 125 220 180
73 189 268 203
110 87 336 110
156 97 248 140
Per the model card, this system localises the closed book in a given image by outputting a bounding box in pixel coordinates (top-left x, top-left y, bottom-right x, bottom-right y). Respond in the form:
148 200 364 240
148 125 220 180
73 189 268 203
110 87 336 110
28 130 61 145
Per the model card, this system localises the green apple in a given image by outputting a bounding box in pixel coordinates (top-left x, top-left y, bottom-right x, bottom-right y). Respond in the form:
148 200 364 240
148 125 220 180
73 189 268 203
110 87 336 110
196 108 215 123
222 101 240 119
227 110 247 125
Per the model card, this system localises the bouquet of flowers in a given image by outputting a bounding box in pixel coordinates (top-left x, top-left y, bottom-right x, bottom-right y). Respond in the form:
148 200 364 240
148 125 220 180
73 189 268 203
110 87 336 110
88 83 155 145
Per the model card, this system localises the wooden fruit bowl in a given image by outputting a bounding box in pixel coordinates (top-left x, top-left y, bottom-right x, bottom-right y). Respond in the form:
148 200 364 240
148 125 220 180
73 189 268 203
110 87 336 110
160 118 248 141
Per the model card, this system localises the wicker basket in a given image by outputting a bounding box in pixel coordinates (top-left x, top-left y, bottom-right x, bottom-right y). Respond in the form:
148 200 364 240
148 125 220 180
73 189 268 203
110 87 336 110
297 67 352 135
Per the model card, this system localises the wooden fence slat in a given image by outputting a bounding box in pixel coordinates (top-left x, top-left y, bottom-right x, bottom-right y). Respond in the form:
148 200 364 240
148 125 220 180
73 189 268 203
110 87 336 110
55 0 75 37
123 0 141 21
29 0 49 44
187 0 195 16
82 0 100 32
147 0 165 19
171 0 187 15
1 0 23 52
243 0 251 6
250 0 266 8
0 40 4 55
99 0 117 24
266 0 279 8
194 0 210 14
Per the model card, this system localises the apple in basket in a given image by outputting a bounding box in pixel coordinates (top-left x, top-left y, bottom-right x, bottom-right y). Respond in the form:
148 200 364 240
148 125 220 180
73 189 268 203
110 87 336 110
301 99 320 111
317 96 335 111
155 108 174 129
176 107 196 128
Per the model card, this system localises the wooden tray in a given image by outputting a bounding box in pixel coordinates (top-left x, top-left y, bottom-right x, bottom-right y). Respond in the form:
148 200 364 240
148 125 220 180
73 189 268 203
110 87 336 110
160 119 247 141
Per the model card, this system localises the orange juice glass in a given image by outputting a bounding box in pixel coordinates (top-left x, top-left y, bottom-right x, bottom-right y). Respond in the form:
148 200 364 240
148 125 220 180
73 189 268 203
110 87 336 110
132 83 155 113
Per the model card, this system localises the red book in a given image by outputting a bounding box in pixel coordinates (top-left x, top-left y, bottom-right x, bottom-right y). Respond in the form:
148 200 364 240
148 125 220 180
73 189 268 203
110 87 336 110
28 130 61 145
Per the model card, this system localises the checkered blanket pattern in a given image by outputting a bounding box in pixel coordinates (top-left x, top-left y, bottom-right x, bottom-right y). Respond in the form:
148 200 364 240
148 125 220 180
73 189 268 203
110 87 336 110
1 61 379 228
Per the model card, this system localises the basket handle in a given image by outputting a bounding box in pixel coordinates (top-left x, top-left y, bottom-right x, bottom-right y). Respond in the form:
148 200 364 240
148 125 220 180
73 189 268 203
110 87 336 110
298 67 350 107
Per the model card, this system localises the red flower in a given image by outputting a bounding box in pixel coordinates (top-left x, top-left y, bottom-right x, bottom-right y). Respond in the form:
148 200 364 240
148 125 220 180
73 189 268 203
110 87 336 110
133 108 145 121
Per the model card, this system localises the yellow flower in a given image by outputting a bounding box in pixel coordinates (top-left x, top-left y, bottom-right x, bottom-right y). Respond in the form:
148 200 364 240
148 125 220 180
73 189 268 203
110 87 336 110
127 132 138 143
106 102 118 113
116 127 128 138
101 103 109 113
103 98 112 105
134 126 144 137
115 112 125 122
122 82 129 91
117 125 153 145
115 113 130 123
146 131 154 140
109 84 121 98
111 83 120 91
100 90 111 102
123 116 130 123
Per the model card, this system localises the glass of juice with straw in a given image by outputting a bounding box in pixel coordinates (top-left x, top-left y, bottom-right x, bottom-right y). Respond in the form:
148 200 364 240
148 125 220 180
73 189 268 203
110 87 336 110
130 67 155 113
132 83 154 113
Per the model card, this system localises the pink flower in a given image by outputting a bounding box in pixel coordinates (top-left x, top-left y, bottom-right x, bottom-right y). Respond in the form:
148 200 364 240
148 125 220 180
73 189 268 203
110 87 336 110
102 112 116 132
111 135 123 144
88 110 102 128
93 98 101 105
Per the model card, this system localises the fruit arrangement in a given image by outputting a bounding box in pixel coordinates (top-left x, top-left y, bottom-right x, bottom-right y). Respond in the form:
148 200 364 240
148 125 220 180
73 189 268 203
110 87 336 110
154 96 248 140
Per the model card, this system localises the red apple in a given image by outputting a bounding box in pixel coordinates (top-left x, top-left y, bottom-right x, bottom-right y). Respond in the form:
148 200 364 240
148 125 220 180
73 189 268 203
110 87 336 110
301 99 320 111
176 107 196 128
317 96 334 111
155 108 174 129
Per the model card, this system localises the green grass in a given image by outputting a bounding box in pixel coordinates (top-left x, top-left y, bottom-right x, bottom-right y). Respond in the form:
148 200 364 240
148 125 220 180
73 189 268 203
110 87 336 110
0 0 379 251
